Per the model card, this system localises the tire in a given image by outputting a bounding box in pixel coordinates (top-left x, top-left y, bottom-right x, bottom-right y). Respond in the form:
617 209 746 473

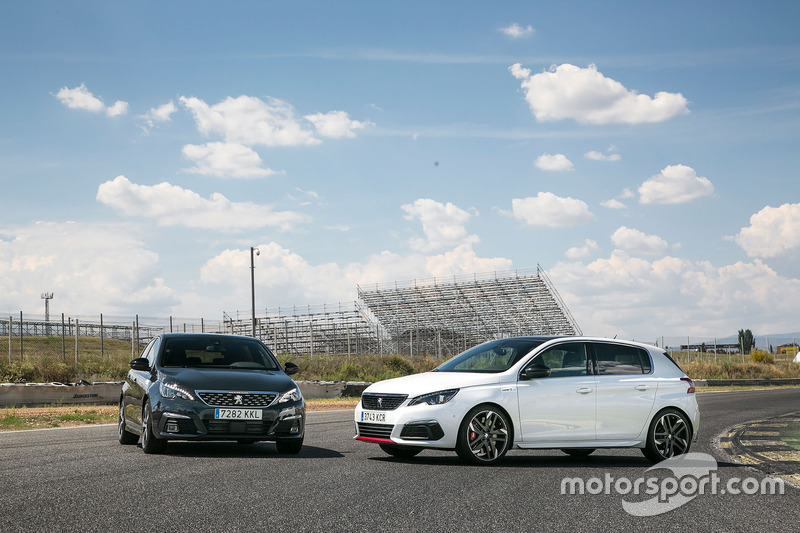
455 405 512 466
561 448 595 458
275 437 303 454
118 400 138 445
141 402 167 455
641 408 691 463
379 444 422 459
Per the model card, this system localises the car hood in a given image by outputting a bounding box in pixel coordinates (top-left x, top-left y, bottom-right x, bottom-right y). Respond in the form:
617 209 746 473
363 371 506 396
159 367 297 393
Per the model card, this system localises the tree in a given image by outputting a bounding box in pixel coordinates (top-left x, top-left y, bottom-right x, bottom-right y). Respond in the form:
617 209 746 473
738 329 755 354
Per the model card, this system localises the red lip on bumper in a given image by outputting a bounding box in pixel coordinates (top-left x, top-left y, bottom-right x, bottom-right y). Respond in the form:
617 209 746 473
355 436 394 444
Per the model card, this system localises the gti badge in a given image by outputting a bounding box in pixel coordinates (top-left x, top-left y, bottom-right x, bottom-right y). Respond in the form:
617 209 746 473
234 394 243 405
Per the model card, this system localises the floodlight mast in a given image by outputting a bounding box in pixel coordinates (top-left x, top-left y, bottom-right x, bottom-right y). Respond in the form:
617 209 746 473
41 292 53 322
250 247 260 337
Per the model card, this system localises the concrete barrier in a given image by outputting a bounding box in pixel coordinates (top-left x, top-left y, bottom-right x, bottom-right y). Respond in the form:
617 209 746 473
0 380 372 407
693 378 800 387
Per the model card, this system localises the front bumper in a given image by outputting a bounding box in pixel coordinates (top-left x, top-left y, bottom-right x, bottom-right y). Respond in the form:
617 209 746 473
353 400 460 449
152 397 305 441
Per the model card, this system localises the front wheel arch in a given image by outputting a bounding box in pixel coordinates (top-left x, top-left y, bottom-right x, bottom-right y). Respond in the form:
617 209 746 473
455 402 515 465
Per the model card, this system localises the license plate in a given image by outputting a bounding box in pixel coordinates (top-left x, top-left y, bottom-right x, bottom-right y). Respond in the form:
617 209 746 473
361 411 386 423
215 408 262 420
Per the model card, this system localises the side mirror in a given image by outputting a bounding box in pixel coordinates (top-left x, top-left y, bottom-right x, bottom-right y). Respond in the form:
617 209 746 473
284 362 300 375
129 357 151 372
521 363 550 380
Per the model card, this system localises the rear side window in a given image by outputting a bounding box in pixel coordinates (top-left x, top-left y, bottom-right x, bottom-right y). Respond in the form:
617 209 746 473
592 343 651 375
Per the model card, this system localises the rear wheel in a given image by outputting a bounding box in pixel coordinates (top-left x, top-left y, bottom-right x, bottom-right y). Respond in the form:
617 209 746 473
379 444 422 459
561 448 595 458
118 400 138 445
455 405 512 466
141 402 166 454
275 437 303 454
642 409 691 463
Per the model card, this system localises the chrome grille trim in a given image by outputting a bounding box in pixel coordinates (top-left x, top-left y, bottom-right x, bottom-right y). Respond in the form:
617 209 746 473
361 393 408 411
196 390 278 407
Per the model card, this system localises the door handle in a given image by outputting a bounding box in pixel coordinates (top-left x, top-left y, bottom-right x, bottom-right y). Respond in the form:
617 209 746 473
576 387 593 394
635 385 651 391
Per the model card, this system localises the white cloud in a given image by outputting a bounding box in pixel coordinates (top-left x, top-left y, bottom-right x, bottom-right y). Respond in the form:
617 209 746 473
508 63 689 124
601 199 627 210
638 164 714 204
534 153 574 171
511 192 594 228
96 175 309 231
611 226 669 255
565 239 600 259
549 252 800 339
179 95 319 147
585 150 621 162
401 198 479 252
195 241 511 312
499 23 534 38
0 221 177 314
304 110 372 138
139 101 177 131
182 142 278 178
55 83 128 117
735 203 800 258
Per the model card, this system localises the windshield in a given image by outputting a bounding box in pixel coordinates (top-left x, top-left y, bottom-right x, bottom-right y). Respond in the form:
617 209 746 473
435 338 547 373
160 336 281 371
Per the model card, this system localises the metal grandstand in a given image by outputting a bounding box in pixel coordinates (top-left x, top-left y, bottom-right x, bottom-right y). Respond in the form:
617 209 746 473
232 266 581 357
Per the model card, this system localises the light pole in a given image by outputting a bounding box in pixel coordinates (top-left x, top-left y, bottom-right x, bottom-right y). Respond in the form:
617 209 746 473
250 247 260 337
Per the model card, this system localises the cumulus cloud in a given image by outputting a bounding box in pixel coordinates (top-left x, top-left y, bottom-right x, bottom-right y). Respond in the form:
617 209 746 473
735 203 800 258
401 198 479 252
0 221 176 314
96 175 308 231
601 199 627 210
638 164 714 204
585 150 621 162
549 252 800 339
179 95 319 147
182 142 278 178
611 226 670 255
139 101 177 132
511 192 594 228
535 153 574 171
304 110 372 138
55 83 128 117
196 241 512 312
565 239 600 259
499 23 534 38
508 63 689 124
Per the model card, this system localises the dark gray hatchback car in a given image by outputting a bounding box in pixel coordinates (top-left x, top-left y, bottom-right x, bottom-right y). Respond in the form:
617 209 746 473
119 333 305 454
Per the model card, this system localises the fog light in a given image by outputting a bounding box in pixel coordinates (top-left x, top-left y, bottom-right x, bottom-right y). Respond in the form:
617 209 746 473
166 420 180 433
290 421 300 434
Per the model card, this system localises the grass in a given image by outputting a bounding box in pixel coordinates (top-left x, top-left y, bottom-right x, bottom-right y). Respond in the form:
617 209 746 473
0 398 361 432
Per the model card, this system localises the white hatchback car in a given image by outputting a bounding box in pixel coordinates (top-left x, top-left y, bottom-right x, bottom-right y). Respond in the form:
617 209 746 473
354 336 699 465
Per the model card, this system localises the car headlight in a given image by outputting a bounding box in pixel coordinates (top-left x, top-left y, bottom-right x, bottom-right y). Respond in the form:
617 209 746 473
159 381 195 401
278 387 303 404
408 389 459 406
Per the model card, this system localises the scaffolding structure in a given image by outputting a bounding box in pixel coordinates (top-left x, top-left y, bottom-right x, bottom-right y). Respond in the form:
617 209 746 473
237 266 581 357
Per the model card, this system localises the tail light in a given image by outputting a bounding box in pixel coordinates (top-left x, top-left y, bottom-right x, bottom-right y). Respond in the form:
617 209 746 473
681 377 695 393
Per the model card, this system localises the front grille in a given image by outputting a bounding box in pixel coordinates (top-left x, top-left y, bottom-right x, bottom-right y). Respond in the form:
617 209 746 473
205 419 270 435
361 393 408 411
197 391 277 407
357 422 394 439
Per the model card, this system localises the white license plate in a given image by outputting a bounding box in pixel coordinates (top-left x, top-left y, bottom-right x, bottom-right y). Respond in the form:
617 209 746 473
215 408 262 420
361 411 386 423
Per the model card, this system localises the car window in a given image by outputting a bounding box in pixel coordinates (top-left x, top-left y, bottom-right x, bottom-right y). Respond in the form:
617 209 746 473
161 337 281 370
526 342 587 377
592 342 651 375
435 338 547 373
146 337 161 366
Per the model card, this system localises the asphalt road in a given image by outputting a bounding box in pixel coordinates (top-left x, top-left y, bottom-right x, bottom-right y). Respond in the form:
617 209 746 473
2 390 799 532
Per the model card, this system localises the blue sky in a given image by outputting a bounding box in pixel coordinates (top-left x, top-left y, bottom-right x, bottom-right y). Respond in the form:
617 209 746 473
1 1 799 341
